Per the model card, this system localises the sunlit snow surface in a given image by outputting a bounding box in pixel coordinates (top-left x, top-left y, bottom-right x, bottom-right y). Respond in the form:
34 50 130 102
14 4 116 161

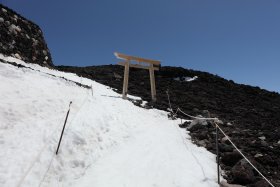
174 76 198 82
0 54 218 187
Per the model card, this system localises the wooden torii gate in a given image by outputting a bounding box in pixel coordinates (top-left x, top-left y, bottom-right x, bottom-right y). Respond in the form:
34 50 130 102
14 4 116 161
114 52 161 102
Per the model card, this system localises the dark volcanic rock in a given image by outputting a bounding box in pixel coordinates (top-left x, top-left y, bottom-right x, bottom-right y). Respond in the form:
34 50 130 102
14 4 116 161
0 4 53 67
219 143 234 152
179 121 191 128
221 151 243 166
231 159 255 185
250 179 270 187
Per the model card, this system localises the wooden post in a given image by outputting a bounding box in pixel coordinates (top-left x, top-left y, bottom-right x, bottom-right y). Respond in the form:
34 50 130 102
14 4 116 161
122 61 130 99
149 64 156 102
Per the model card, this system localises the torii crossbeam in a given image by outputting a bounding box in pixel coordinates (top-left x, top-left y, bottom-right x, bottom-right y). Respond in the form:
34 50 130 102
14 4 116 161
114 52 161 102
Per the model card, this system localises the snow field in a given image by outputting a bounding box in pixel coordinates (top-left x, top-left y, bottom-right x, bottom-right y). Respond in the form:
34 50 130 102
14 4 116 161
0 55 219 187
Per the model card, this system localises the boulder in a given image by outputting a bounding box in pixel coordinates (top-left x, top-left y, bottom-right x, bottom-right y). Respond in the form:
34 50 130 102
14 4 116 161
221 151 243 166
179 121 191 128
187 118 207 131
250 179 270 187
220 180 245 187
231 159 256 185
219 143 234 152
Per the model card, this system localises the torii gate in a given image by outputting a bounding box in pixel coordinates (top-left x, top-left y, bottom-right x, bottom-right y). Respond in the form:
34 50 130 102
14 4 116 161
114 52 161 102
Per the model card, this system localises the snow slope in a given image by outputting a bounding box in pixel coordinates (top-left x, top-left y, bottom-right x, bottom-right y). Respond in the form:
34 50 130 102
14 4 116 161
0 55 219 187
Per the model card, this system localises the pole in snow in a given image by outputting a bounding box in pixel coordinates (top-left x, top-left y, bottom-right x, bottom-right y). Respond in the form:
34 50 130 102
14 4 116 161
56 101 72 155
216 125 220 184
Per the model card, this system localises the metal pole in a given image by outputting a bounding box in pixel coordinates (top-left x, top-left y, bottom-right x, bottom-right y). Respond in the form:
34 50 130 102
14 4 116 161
216 125 220 184
56 101 72 155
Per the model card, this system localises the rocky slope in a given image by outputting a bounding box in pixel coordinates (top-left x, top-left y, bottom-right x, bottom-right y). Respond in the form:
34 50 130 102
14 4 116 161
0 4 53 67
57 65 280 187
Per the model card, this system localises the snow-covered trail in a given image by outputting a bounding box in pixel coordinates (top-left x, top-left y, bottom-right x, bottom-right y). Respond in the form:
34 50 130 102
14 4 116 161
77 115 218 187
0 55 219 187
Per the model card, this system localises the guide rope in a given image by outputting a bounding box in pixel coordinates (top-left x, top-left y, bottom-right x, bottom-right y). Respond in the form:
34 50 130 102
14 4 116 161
214 122 276 187
165 89 276 187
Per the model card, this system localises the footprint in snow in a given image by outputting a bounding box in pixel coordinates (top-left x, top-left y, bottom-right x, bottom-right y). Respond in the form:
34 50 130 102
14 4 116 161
70 160 85 168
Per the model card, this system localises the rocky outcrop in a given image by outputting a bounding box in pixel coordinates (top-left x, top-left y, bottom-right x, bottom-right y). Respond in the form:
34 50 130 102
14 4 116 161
0 4 53 67
56 65 280 186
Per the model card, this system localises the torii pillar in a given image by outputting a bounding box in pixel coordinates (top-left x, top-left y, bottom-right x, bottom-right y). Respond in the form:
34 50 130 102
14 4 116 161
114 52 160 102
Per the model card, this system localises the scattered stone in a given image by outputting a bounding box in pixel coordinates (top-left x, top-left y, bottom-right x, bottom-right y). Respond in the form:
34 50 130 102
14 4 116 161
219 143 234 152
221 151 243 166
113 72 122 79
221 136 230 144
179 121 191 128
42 50 47 56
9 24 21 33
32 39 39 46
2 8 7 13
261 141 268 147
254 153 263 158
187 118 207 131
227 122 233 126
14 53 22 60
193 108 199 113
231 159 255 185
258 136 266 141
196 131 208 140
278 140 280 144
202 110 210 117
215 118 224 125
0 17 4 23
250 140 256 144
220 180 245 187
197 140 207 147
251 179 270 187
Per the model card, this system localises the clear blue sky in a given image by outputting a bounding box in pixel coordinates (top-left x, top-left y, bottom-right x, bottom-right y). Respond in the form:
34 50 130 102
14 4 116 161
1 0 280 93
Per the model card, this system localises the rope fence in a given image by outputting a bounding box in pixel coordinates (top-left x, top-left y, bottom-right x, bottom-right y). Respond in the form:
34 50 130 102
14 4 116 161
215 122 275 187
165 90 276 187
14 85 276 187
